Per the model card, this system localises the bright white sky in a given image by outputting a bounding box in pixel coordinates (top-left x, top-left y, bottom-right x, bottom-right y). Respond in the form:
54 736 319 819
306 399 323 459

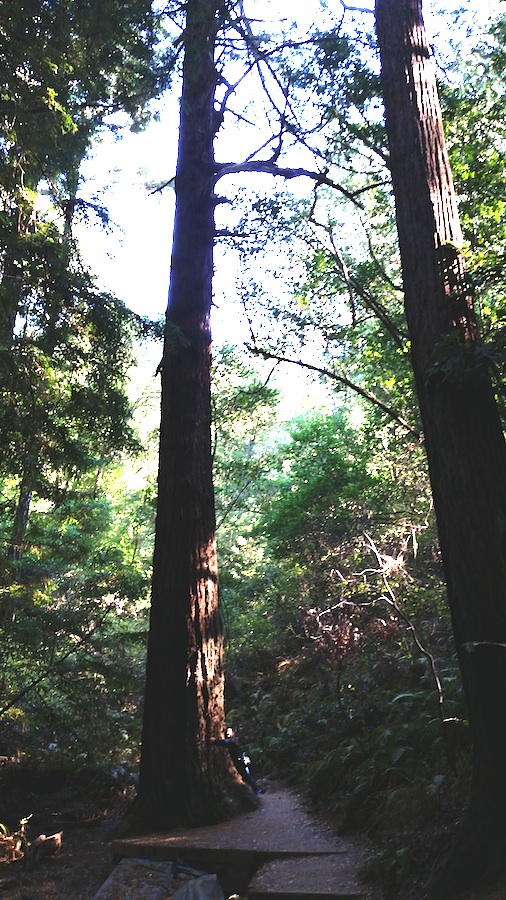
74 0 504 412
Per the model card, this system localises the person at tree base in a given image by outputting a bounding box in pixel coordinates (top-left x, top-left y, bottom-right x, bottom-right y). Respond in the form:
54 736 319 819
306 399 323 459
211 727 262 796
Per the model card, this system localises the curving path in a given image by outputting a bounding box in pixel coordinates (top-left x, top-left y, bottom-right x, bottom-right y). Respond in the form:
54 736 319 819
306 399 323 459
105 782 382 898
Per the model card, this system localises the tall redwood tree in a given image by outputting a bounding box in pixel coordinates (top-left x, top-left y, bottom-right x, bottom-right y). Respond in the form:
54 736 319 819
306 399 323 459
137 0 255 828
376 0 506 891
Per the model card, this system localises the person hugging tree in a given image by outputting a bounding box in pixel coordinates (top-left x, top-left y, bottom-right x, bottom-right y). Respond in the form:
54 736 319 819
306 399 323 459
211 727 262 796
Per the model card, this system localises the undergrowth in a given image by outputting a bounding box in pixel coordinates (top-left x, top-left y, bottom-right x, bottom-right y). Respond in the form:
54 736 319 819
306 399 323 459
226 600 472 898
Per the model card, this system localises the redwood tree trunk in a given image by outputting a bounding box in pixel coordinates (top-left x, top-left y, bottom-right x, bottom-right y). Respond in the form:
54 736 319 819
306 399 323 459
137 0 253 828
376 0 506 891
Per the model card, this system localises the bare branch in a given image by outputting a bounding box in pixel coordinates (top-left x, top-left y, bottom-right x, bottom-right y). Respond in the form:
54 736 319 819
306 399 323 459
216 159 365 207
230 2 359 181
306 210 407 348
340 1 374 14
246 343 422 439
216 60 257 123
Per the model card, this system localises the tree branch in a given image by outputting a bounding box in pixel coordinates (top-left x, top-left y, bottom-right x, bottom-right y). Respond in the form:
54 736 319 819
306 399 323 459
246 343 422 439
306 211 407 349
216 160 365 207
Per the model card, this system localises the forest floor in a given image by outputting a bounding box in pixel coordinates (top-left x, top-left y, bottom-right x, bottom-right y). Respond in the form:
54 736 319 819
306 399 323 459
0 770 119 898
1 771 506 899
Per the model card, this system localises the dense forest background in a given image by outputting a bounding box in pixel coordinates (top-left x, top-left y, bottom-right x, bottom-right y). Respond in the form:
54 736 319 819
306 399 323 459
2 0 506 895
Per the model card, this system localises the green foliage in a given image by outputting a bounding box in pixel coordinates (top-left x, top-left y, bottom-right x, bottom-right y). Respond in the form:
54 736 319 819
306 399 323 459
220 398 457 880
211 346 289 659
212 343 279 533
0 476 152 764
0 267 141 499
258 410 388 564
439 15 506 410
0 0 170 171
232 176 419 442
228 597 466 838
0 0 168 559
426 331 506 389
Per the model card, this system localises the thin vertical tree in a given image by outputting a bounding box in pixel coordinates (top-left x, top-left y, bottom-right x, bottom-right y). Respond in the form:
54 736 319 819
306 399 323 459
376 0 506 892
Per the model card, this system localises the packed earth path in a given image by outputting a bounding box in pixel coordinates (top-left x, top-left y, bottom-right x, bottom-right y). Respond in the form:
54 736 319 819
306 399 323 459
1 775 382 899
2 772 506 898
109 779 381 898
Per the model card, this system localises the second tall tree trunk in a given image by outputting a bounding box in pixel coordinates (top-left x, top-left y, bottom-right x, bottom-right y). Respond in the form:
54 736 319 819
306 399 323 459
376 0 506 892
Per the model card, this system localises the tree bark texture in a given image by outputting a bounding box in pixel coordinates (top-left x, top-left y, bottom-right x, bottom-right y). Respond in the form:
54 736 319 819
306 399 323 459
137 0 253 829
376 0 506 888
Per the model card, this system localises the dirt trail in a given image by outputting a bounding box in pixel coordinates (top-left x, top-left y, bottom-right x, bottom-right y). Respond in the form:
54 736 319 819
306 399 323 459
0 780 383 898
111 781 383 898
